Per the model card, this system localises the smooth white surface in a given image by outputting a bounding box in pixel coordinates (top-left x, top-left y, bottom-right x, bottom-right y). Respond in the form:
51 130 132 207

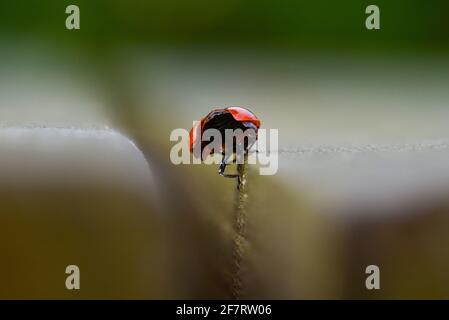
0 126 154 195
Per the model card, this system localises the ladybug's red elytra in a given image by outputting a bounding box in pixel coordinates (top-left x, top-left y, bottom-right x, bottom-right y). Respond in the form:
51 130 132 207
189 106 261 178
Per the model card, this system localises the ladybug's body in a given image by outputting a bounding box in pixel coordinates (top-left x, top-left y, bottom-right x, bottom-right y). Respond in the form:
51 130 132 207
189 107 260 177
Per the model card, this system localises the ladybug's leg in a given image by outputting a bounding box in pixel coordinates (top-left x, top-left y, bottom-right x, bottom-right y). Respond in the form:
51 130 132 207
218 160 226 175
218 152 239 178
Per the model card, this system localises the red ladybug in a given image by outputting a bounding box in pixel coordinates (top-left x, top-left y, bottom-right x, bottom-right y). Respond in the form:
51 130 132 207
189 106 261 177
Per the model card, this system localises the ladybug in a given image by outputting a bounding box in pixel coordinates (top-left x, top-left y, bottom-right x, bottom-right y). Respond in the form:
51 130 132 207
189 106 261 177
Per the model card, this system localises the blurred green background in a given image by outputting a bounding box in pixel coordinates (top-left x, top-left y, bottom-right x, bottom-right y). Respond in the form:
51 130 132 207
1 0 448 52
